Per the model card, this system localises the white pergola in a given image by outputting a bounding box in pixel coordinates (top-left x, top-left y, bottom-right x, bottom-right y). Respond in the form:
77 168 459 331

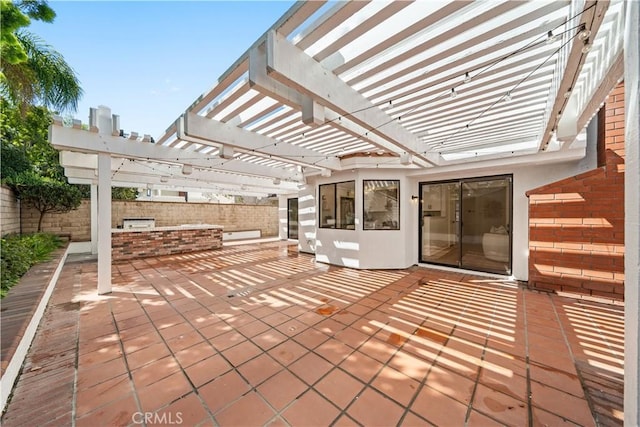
49 1 638 421
53 1 625 190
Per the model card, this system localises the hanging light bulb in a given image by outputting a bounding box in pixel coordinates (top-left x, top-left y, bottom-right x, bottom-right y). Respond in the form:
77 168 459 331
581 39 592 53
450 88 457 99
463 72 471 83
504 91 512 102
578 26 591 41
546 30 557 44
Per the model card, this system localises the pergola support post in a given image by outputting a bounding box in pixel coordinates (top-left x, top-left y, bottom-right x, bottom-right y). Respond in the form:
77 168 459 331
624 0 640 424
90 184 98 255
97 153 112 294
96 106 113 295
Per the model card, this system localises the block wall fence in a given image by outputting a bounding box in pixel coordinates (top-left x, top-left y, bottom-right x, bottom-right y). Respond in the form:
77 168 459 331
527 82 625 301
11 199 278 241
0 185 21 236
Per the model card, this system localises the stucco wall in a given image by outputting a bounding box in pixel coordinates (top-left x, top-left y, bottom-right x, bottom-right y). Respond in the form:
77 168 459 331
19 200 278 241
0 185 20 236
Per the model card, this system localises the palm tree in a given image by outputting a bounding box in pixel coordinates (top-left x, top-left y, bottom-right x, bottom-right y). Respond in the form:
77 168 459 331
0 1 82 115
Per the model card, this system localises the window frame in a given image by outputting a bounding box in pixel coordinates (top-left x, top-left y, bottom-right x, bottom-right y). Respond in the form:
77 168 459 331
318 180 356 230
362 179 400 231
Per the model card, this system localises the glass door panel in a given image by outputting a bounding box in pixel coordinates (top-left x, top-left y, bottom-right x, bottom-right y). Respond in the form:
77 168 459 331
420 182 459 266
460 178 511 274
287 198 298 239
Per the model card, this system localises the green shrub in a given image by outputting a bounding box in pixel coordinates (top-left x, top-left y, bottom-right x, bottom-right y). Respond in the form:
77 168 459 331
1 233 63 298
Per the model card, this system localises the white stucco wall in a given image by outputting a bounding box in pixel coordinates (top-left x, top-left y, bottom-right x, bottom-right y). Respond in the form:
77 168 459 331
297 184 316 254
408 148 590 281
286 142 594 281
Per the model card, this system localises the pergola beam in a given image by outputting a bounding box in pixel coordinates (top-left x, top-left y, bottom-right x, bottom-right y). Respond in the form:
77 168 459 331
248 42 434 167
264 30 439 166
181 113 340 171
538 0 610 150
64 168 296 194
64 168 288 196
60 152 298 190
50 124 302 182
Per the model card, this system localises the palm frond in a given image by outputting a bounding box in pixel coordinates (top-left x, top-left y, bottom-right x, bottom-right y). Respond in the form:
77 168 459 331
10 30 83 113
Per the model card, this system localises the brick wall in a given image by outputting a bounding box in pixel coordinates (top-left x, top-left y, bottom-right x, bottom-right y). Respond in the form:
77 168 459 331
0 185 21 236
112 226 223 261
526 82 625 301
19 200 278 241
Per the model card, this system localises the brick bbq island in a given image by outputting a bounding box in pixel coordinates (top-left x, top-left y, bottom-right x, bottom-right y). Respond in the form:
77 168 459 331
112 224 223 262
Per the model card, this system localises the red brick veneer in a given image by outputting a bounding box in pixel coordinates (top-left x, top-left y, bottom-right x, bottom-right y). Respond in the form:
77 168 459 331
112 227 223 262
526 82 625 301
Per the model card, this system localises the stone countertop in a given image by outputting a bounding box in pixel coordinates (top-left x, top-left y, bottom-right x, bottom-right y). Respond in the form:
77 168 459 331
112 224 224 233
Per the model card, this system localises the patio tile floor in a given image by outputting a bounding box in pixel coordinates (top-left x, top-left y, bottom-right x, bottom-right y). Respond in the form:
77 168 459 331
1 241 624 426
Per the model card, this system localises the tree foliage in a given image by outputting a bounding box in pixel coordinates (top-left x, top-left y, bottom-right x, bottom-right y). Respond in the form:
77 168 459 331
1 98 63 180
7 171 82 231
0 1 32 65
0 140 31 179
0 0 82 115
112 187 139 200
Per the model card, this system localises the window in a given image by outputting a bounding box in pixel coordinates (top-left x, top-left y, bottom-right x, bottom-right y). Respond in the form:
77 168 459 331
363 180 399 230
319 181 355 229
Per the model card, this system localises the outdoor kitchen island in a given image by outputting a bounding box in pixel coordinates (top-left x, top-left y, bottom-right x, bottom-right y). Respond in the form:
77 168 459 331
111 224 223 261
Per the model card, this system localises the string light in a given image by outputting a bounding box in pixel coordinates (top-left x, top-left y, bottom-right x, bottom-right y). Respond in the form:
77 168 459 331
546 30 557 44
108 4 599 174
578 24 591 41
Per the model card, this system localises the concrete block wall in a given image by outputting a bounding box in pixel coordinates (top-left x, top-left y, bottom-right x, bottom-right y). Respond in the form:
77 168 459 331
20 200 91 241
527 82 625 301
19 200 278 241
0 185 20 236
110 201 277 236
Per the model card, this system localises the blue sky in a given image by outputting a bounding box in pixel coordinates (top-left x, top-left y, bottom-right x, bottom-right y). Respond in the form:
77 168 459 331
29 1 296 139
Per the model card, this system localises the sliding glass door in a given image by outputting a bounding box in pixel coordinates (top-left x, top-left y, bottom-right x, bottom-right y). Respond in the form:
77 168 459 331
420 182 459 267
420 176 512 275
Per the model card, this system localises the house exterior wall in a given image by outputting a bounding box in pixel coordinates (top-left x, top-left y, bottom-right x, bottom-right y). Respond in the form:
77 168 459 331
527 82 625 301
291 140 593 280
19 200 278 241
297 185 316 254
409 157 593 281
1 185 21 236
